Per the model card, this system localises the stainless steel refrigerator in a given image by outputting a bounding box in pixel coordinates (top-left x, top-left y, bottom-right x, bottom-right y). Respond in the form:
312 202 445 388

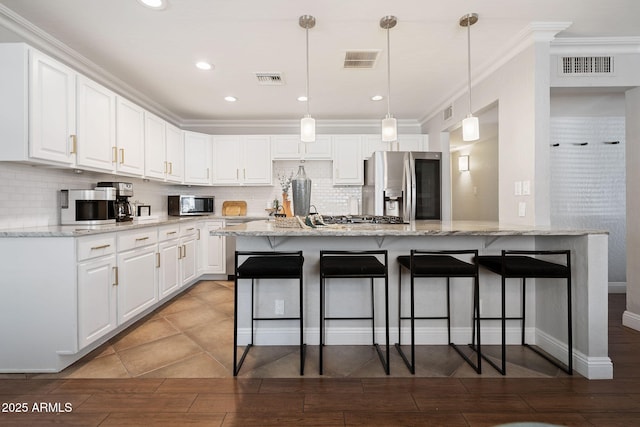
362 151 441 222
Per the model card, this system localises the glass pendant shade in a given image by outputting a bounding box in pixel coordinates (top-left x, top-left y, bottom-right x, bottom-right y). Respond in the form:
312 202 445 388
301 115 315 142
462 114 479 142
381 115 397 142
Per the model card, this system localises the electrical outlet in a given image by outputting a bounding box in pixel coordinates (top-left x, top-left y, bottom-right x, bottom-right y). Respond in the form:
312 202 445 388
275 299 285 315
518 202 526 217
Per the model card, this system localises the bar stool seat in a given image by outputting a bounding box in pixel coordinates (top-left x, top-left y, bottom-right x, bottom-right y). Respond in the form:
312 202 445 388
319 250 390 375
476 250 572 375
396 250 481 374
234 251 306 376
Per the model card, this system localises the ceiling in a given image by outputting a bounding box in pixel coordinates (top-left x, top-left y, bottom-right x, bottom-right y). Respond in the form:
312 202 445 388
1 0 639 127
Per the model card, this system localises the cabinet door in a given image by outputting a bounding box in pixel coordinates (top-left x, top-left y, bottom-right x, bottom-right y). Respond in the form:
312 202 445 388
180 235 198 286
362 135 389 159
183 131 212 185
242 135 272 184
398 134 427 151
165 123 184 183
158 239 180 299
117 246 158 324
28 49 76 165
271 135 302 159
332 135 363 185
212 135 242 185
116 97 145 176
198 221 226 274
77 255 117 349
303 135 332 159
76 76 116 171
144 112 167 180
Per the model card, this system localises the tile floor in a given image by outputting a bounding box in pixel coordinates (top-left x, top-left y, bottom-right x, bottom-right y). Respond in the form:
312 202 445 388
32 280 571 380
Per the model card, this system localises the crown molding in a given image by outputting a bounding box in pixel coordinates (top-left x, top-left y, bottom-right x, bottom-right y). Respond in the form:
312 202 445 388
0 4 181 125
550 36 640 54
418 21 572 127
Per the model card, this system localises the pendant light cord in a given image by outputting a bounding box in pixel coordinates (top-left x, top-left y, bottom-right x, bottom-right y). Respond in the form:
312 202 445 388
386 26 391 117
466 14 472 115
305 25 310 116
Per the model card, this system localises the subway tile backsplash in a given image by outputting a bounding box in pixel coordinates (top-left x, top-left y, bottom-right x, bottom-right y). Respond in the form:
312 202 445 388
0 160 361 229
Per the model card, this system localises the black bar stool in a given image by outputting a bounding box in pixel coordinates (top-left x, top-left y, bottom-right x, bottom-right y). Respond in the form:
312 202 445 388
395 250 481 374
233 250 306 376
475 250 572 375
319 250 390 375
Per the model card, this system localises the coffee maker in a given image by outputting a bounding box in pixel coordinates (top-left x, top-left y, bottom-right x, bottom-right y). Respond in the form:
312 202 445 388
96 182 134 222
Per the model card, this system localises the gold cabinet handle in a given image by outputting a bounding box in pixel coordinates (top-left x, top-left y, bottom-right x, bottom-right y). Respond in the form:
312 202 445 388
183 244 186 258
112 146 117 163
70 135 77 154
119 148 125 164
90 244 110 250
197 229 201 240
135 236 149 242
178 245 182 260
156 252 160 268
166 231 177 236
164 161 168 174
113 266 118 286
169 162 173 175
186 227 195 231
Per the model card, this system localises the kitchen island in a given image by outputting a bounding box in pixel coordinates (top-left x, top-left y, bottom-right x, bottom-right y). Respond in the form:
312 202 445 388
212 219 611 379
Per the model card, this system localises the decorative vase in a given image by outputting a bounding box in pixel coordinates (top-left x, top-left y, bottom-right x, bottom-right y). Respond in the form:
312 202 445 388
282 192 293 217
292 164 312 216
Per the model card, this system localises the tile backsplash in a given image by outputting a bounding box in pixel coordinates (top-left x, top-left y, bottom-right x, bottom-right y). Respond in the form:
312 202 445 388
0 160 361 229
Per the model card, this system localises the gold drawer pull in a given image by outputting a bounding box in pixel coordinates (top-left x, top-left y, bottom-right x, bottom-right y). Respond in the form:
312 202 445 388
135 236 150 241
113 266 118 286
91 244 110 250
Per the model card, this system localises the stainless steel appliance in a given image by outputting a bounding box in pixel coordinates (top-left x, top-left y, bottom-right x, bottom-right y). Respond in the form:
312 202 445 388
60 188 116 225
168 195 215 216
97 182 134 222
362 151 441 222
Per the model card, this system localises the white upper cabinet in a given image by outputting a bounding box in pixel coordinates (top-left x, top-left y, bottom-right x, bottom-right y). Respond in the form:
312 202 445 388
272 135 332 160
144 114 184 183
115 97 145 176
212 135 272 185
183 131 212 185
28 49 77 165
332 135 363 185
165 123 184 183
76 75 117 171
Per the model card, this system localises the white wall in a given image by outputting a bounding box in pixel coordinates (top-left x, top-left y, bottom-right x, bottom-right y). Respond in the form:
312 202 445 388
0 161 361 229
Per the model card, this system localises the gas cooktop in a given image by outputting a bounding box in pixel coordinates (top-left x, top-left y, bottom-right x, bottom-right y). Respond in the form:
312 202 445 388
320 215 405 225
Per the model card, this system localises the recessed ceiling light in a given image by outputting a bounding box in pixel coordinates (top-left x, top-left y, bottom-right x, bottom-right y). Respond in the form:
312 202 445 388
195 61 212 70
371 95 384 101
137 0 167 10
224 96 237 102
297 96 308 102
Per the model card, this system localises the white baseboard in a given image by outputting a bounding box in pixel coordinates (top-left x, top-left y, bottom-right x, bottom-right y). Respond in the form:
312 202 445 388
608 282 627 294
623 310 640 332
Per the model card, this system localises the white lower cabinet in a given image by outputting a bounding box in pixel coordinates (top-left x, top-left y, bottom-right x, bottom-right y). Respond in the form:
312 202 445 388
198 220 226 275
158 225 181 299
77 254 117 349
116 229 159 324
179 224 198 286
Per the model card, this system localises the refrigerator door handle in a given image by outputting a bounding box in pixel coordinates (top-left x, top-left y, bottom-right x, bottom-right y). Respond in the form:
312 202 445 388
403 153 413 223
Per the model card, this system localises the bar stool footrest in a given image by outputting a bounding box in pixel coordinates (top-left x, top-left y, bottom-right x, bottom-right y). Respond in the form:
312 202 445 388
450 343 482 374
394 343 415 374
524 343 572 374
234 344 253 376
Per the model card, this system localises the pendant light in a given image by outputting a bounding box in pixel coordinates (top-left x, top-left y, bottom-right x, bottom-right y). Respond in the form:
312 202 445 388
299 15 316 142
380 16 397 142
460 13 480 142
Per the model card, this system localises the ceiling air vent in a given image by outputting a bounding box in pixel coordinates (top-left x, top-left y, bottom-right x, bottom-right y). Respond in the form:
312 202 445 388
343 50 380 69
560 56 613 75
443 105 453 121
255 72 285 85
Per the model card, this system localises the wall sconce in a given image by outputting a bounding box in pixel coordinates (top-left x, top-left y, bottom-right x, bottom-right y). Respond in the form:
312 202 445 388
458 155 470 172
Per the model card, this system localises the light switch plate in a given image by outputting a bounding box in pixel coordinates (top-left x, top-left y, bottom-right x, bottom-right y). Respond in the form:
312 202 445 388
522 180 531 195
515 181 522 196
518 202 526 217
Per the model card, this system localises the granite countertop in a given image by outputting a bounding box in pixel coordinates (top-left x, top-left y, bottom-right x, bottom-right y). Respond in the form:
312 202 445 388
0 214 269 237
210 219 608 237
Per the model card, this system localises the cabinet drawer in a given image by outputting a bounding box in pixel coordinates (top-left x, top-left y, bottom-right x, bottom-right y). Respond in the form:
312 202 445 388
77 234 116 261
180 223 198 237
158 224 180 241
118 229 158 252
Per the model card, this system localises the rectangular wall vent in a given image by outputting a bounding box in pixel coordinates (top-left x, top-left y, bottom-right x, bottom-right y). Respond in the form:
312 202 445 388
255 72 285 85
443 105 453 121
560 56 613 75
343 50 380 69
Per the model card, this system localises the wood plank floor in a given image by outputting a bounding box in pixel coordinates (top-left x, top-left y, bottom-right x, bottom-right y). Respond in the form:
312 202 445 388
0 293 638 426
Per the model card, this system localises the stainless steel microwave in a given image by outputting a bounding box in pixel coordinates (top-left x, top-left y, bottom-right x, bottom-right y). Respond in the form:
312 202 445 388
60 188 116 225
168 195 215 216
